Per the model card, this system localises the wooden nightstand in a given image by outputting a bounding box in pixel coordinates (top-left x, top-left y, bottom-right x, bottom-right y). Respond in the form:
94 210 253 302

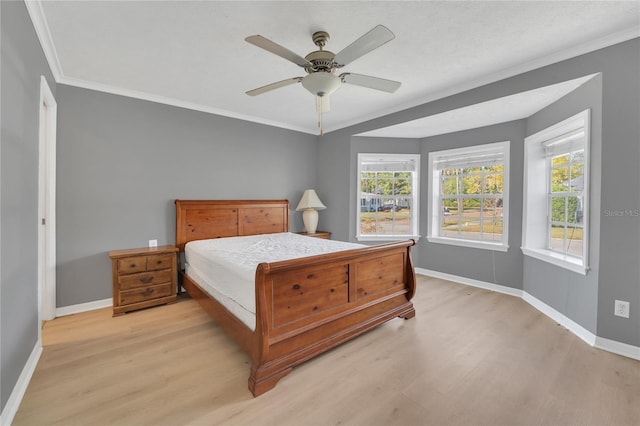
297 231 331 239
109 245 178 316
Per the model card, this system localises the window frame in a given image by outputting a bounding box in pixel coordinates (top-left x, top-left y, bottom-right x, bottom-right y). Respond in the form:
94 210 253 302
427 141 510 252
522 109 590 275
356 153 421 242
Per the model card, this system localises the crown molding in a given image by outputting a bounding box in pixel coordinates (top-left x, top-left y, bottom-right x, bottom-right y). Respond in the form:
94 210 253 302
24 0 63 81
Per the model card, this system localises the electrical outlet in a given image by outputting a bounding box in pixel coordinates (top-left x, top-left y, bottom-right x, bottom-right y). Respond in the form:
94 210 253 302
614 300 630 318
149 239 158 248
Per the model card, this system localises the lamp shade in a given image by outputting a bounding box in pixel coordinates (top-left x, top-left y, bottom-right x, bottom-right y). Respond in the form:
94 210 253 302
296 189 326 211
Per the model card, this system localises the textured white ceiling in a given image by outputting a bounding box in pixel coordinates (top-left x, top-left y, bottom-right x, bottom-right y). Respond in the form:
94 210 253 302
357 74 597 138
29 1 640 135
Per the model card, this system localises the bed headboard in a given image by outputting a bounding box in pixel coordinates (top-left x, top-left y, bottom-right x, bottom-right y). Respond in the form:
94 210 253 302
175 199 290 251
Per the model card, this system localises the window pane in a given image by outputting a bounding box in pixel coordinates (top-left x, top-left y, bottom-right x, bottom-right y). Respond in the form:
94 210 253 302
442 198 459 216
570 150 584 164
462 198 481 216
441 198 459 235
552 154 569 166
441 176 459 195
566 226 583 257
394 178 412 195
567 195 583 224
462 175 482 194
551 196 566 223
482 197 502 217
359 211 376 234
459 220 482 240
569 162 584 192
375 177 393 196
361 178 375 193
482 173 503 194
549 225 565 252
481 219 503 241
551 165 569 192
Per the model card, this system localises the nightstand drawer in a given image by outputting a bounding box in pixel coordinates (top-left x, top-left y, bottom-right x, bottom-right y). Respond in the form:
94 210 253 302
119 270 173 290
118 256 148 274
119 282 174 305
146 254 174 271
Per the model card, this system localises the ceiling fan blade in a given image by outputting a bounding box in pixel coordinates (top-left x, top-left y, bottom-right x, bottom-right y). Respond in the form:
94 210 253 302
333 25 395 67
246 77 303 96
245 35 312 68
340 73 401 93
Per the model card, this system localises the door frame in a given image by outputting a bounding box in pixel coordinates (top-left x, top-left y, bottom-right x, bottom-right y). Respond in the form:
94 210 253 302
38 76 57 326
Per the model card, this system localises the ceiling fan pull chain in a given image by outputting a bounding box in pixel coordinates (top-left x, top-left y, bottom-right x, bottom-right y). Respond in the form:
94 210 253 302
318 111 324 136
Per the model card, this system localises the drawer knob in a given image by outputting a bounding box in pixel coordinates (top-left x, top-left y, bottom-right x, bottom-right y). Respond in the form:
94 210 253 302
140 277 154 284
129 263 137 268
142 288 154 296
293 284 301 290
156 260 163 265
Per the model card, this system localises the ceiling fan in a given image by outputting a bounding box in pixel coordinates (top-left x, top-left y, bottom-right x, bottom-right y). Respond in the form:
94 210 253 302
245 25 401 118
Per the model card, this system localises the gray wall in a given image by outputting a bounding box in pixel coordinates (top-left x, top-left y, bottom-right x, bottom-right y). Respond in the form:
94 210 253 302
524 75 603 335
0 1 56 411
420 121 525 290
56 85 318 307
593 40 640 345
318 38 639 346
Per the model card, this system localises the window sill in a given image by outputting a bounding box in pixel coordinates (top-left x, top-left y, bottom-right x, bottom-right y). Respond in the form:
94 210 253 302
521 247 588 275
356 235 421 243
427 236 509 252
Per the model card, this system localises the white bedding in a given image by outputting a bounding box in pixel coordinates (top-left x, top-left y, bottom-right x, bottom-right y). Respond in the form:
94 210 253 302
184 232 365 330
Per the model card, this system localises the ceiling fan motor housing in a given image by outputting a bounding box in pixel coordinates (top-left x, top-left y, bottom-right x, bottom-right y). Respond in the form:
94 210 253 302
304 50 336 73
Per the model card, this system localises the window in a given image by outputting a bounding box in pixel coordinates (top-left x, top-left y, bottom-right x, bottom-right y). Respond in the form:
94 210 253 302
356 153 420 241
427 141 510 251
522 109 590 274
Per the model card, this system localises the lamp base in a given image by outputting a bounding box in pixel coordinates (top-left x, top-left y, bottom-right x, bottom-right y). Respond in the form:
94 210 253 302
302 209 319 234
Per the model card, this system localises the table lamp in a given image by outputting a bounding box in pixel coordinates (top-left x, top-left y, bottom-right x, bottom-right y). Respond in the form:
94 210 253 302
296 189 326 234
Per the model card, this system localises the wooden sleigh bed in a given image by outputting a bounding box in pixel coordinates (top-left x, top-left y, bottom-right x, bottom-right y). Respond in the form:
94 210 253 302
175 199 416 396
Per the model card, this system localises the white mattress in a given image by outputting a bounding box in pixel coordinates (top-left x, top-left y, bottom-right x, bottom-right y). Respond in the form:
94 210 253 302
184 232 365 330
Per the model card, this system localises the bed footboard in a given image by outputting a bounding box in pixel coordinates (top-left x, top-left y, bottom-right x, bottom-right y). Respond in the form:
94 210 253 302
249 239 416 396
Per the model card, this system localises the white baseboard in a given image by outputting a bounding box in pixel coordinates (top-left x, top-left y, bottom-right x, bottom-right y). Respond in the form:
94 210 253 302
521 291 597 346
415 267 523 298
0 342 42 426
56 298 112 317
595 336 640 361
415 268 639 360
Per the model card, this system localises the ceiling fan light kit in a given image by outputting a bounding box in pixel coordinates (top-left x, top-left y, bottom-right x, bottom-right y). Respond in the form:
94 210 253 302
245 25 401 134
301 72 341 97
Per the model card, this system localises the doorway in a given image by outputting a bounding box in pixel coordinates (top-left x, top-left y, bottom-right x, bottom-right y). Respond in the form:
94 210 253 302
38 76 57 325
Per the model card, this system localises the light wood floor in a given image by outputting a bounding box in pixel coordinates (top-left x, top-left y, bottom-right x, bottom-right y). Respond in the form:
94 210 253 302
14 275 640 426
